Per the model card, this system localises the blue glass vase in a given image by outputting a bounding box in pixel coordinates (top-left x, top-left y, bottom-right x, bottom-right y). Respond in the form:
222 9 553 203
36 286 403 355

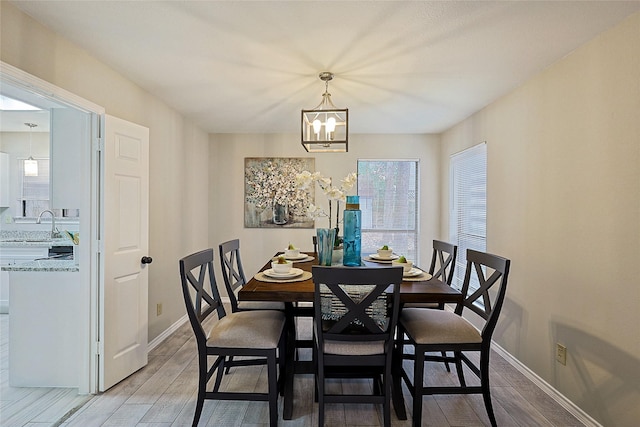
342 196 361 266
316 228 336 266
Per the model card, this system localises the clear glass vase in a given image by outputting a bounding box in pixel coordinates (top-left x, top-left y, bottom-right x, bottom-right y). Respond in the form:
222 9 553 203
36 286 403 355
316 228 336 266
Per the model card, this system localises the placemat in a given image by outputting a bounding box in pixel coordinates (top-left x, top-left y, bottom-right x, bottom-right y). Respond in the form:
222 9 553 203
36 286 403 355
403 272 433 282
254 270 313 283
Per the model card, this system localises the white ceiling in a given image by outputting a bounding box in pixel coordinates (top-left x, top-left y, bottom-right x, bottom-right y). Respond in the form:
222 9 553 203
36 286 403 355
8 1 640 135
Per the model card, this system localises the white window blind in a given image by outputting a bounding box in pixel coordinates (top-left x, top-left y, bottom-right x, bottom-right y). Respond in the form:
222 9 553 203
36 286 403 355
18 158 51 218
449 143 487 292
357 160 419 261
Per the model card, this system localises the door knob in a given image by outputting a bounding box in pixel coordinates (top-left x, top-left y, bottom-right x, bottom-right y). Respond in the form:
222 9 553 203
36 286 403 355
141 256 153 264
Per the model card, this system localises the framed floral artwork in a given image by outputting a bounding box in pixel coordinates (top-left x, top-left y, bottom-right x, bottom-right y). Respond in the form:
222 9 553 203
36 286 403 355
244 157 315 228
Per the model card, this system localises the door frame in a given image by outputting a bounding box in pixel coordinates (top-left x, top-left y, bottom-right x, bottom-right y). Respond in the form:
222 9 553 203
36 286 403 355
1 61 105 394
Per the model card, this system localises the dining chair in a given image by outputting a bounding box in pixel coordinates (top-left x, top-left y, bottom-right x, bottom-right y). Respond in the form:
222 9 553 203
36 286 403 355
179 248 286 427
396 249 511 427
219 239 286 373
402 240 458 371
404 239 457 310
312 265 404 427
219 239 285 312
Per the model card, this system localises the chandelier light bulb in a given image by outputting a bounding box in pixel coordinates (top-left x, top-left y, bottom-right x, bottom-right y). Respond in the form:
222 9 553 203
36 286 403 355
326 117 336 133
313 119 322 137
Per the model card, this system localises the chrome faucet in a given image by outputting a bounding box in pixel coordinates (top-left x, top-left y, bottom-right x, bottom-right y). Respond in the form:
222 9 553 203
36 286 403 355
36 210 61 238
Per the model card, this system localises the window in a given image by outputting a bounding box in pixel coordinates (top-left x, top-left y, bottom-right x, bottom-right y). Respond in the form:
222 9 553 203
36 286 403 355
15 159 78 219
17 158 51 218
449 143 487 293
357 160 419 261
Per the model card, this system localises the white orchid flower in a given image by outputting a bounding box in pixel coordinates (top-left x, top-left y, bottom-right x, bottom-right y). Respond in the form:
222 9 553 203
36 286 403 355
340 172 357 190
325 187 345 201
307 204 327 219
292 169 357 227
317 177 332 190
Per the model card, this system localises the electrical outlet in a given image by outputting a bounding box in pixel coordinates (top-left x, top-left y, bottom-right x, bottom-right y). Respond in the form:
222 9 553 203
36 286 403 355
556 343 567 365
4 215 12 224
156 303 162 316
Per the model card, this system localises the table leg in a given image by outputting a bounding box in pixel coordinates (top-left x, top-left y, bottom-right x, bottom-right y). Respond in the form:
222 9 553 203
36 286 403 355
283 303 296 420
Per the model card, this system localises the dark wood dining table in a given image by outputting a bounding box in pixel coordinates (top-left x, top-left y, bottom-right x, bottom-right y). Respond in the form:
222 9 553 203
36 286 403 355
238 252 463 420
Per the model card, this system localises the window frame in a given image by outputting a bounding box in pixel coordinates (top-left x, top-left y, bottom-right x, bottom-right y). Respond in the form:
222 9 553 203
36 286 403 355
357 159 420 262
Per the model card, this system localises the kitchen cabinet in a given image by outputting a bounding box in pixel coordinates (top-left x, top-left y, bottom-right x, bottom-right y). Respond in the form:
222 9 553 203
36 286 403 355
0 152 9 207
9 269 81 387
50 108 90 209
0 246 50 313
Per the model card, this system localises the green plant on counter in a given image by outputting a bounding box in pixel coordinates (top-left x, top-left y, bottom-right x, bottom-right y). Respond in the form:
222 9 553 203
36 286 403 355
65 230 79 245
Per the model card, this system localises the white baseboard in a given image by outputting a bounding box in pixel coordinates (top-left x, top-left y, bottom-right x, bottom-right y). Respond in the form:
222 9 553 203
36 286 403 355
492 343 602 427
440 305 601 426
148 313 189 352
147 297 232 352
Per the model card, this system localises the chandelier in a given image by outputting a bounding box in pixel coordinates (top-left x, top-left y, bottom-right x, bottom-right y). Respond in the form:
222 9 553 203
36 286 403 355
301 72 348 153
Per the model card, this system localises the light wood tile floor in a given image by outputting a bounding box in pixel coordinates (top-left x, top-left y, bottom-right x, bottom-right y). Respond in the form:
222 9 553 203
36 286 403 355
3 312 588 426
64 316 585 427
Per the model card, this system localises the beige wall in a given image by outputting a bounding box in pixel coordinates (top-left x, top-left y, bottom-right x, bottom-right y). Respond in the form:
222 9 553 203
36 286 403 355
209 133 441 281
440 12 640 426
5 1 639 423
1 2 210 341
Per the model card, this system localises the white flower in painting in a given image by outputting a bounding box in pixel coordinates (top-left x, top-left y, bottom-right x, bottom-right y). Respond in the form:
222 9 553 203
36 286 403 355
295 170 314 189
245 159 314 216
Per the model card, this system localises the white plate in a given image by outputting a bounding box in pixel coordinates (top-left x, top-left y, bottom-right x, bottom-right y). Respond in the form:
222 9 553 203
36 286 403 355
263 267 304 279
403 267 424 277
369 253 399 261
284 253 308 260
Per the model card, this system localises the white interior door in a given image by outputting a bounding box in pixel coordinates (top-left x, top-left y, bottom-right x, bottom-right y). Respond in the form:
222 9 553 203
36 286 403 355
100 114 150 391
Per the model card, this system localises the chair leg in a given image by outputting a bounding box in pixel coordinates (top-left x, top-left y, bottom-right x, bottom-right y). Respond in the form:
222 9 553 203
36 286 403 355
412 349 425 427
278 335 286 396
317 362 325 427
213 356 225 392
383 365 392 427
373 374 381 395
480 349 497 427
268 350 279 427
391 333 408 421
224 355 234 374
454 351 466 387
441 351 451 372
193 355 207 427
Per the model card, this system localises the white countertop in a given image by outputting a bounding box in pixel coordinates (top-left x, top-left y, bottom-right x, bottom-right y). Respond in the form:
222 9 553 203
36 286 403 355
0 238 72 248
2 259 78 272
